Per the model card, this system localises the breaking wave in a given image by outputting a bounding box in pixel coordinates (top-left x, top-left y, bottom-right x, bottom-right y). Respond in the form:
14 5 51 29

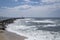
6 18 60 40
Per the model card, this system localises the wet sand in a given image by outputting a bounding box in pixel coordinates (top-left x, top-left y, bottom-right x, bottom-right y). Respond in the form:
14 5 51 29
0 31 27 40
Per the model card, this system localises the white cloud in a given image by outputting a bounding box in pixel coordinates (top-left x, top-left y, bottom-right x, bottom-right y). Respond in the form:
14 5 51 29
9 5 32 10
0 0 60 17
24 0 30 2
42 0 59 2
0 3 60 17
16 5 31 9
42 0 60 3
14 0 18 2
30 1 39 4
24 0 39 4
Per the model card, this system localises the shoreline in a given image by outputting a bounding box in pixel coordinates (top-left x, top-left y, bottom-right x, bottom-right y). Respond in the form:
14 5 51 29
0 18 28 40
0 31 27 40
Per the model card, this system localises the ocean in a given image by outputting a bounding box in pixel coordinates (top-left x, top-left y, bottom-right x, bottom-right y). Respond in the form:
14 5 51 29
6 18 60 40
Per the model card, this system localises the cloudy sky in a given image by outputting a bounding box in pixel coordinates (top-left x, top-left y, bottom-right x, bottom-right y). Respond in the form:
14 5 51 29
0 0 60 17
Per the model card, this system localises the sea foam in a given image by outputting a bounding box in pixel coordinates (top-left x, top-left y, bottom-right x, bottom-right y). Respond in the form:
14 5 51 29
6 18 60 40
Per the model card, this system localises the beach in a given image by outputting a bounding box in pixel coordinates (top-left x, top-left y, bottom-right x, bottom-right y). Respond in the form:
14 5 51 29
0 18 60 40
0 31 27 40
0 18 27 40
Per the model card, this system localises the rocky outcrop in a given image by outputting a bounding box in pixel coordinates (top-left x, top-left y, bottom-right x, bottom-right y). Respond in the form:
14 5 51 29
0 18 17 30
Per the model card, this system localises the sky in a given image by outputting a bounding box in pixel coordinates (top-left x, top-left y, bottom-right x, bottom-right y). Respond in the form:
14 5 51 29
0 0 60 17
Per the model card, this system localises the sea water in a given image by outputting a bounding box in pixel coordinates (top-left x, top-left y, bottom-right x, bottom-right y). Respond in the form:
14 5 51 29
6 18 60 40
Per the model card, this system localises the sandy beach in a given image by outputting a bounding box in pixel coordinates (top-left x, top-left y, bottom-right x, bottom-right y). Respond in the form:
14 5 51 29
0 31 27 40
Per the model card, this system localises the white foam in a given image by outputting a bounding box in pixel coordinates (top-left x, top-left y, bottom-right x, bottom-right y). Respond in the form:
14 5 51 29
6 28 28 37
43 24 56 27
6 19 60 40
6 27 60 40
32 20 54 23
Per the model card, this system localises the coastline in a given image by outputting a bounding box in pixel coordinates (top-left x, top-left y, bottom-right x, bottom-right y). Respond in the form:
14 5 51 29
0 31 27 40
0 18 27 40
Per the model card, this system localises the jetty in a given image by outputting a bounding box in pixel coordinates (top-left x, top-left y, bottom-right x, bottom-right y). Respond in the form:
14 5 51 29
0 17 25 31
0 18 16 31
